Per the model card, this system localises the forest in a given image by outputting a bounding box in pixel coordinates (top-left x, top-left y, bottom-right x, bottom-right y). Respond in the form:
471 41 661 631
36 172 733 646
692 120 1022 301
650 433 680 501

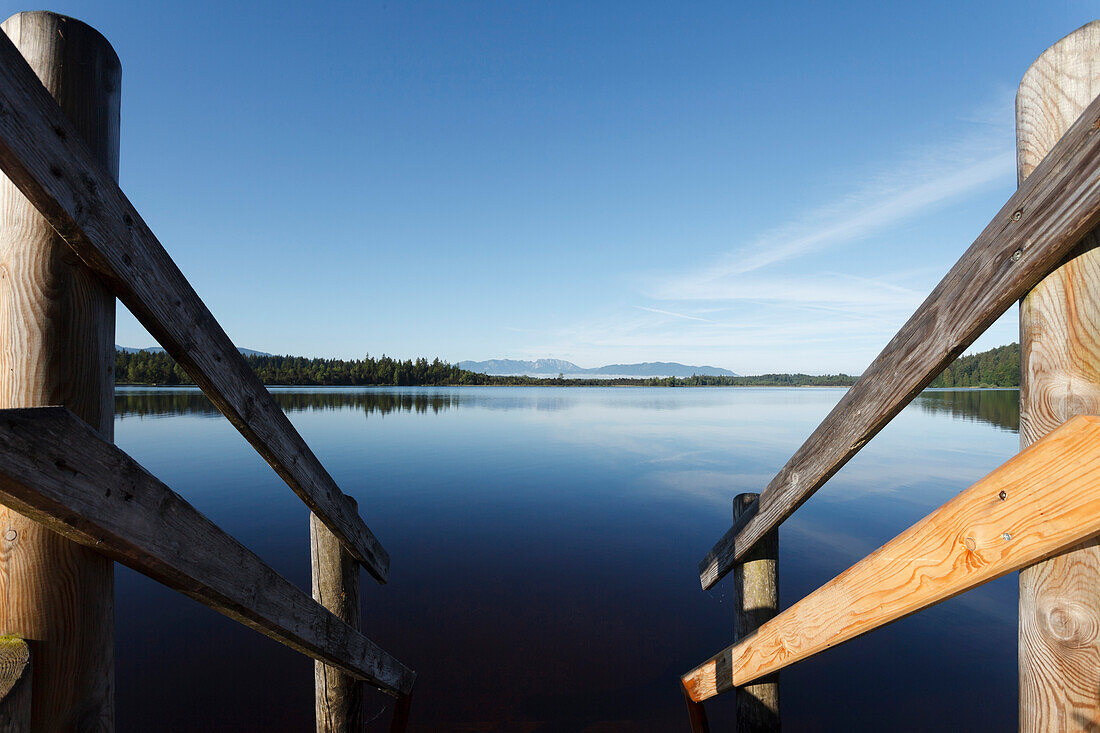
116 343 1020 388
115 350 491 387
114 349 858 387
927 343 1019 388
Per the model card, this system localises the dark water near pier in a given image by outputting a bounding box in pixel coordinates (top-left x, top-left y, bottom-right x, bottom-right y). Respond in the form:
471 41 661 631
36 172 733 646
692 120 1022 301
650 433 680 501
113 386 1020 731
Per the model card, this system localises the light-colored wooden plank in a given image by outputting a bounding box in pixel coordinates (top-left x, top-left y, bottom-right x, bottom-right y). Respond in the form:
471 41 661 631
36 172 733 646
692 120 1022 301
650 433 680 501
699 81 1100 589
0 13 117 729
0 407 414 696
1016 20 1100 731
0 26 388 581
312 507 364 732
684 415 1100 702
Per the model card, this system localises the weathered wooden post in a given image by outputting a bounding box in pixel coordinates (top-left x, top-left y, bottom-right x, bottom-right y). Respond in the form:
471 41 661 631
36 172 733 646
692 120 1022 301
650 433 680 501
0 11 120 730
311 502 364 732
389 691 413 733
1017 19 1100 731
732 493 779 731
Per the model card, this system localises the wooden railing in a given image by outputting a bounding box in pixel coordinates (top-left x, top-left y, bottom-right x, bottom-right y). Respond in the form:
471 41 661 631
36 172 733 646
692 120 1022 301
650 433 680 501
683 22 1100 731
0 12 413 731
697 84 1100 593
685 415 1100 702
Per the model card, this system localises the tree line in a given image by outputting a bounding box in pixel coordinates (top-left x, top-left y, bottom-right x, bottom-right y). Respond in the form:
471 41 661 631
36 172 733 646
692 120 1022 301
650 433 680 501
115 349 859 387
116 343 1020 388
928 343 1019 388
115 350 494 386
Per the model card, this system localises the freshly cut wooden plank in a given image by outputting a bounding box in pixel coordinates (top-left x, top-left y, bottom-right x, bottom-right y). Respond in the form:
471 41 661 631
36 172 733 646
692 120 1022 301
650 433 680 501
700 88 1100 589
683 415 1100 702
0 30 388 581
0 407 415 696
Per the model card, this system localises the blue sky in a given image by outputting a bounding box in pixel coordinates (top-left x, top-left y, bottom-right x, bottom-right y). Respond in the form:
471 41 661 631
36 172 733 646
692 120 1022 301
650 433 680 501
8 1 1096 373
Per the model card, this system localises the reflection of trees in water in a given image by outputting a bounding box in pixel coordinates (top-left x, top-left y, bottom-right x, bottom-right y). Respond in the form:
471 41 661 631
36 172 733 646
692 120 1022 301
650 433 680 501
115 387 1022 431
915 389 1019 432
115 390 458 419
114 388 747 420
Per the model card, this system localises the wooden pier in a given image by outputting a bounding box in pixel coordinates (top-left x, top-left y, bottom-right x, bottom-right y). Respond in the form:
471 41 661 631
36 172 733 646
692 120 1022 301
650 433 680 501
0 11 414 731
686 19 1100 733
1 8 1100 732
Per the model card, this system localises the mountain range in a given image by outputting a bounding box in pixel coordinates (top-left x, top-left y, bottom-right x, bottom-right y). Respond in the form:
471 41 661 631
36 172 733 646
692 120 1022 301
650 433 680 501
458 358 739 378
117 345 271 357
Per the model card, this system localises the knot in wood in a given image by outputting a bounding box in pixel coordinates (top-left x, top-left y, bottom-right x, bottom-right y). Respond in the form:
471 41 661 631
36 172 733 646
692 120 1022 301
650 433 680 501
1041 601 1099 648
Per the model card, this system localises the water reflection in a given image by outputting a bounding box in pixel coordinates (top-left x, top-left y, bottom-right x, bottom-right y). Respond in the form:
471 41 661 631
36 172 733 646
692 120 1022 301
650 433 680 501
115 388 460 419
915 389 1019 432
115 385 772 420
111 386 1022 731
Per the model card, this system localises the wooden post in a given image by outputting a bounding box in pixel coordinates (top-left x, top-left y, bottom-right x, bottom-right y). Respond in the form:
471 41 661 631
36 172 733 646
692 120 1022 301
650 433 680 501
0 11 119 730
681 679 710 733
733 493 779 731
1017 19 1100 732
311 501 364 732
389 691 413 733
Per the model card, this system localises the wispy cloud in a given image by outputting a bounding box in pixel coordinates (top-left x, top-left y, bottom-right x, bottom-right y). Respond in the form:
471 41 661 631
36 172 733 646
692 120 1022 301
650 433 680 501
633 305 717 323
530 95 1021 372
652 146 1014 301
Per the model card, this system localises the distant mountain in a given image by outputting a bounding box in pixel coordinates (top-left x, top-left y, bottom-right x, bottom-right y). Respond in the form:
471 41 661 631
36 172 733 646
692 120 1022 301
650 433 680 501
459 358 739 378
458 358 583 375
588 362 739 377
117 345 271 357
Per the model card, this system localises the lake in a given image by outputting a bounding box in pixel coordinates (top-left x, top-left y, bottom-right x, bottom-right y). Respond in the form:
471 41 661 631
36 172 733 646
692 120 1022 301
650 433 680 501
112 386 1020 731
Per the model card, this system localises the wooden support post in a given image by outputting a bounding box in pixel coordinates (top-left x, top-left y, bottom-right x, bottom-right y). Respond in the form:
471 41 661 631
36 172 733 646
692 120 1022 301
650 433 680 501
312 502 364 732
0 636 31 731
389 691 412 733
0 12 119 730
681 679 710 733
1016 20 1100 732
733 494 779 731
0 407 414 693
685 416 1100 702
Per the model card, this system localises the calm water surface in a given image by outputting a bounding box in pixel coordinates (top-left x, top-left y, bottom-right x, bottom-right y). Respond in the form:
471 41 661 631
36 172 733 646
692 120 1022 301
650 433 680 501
112 386 1020 731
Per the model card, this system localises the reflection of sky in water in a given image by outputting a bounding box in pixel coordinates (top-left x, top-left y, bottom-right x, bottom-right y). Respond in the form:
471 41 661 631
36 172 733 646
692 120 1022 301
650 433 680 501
113 387 1020 731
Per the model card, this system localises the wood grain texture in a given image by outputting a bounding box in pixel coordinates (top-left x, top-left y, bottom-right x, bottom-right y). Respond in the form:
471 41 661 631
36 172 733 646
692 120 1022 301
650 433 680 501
732 494 779 731
684 415 1100 702
700 77 1100 590
311 508 365 732
0 407 415 696
1017 20 1100 732
681 679 710 733
0 24 389 582
0 13 116 731
0 636 29 732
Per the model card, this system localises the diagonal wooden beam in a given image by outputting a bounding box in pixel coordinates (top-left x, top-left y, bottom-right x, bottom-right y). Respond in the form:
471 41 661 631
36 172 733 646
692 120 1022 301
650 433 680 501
0 407 414 696
700 89 1100 589
0 30 388 581
684 415 1100 702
